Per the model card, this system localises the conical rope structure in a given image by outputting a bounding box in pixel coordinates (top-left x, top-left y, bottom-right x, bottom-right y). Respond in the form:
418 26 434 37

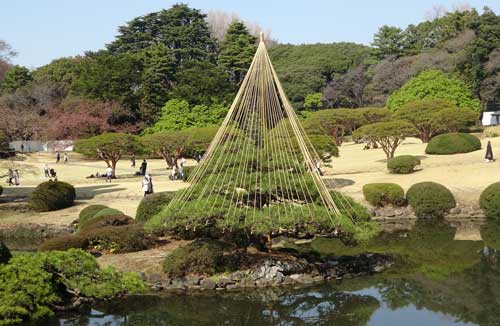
152 34 372 239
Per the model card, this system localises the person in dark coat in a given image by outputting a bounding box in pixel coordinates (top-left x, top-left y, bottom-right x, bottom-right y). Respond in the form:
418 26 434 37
140 160 147 176
55 151 61 163
485 140 494 162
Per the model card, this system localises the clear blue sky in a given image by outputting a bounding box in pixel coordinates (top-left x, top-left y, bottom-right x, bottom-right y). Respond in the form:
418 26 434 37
1 0 498 68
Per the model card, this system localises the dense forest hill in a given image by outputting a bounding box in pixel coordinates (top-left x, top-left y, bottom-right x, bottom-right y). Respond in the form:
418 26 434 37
0 4 498 141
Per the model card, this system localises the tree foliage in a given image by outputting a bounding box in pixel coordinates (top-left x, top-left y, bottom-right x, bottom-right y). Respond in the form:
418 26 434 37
74 133 141 176
304 109 366 146
395 99 478 142
0 249 145 325
353 120 416 159
386 69 481 111
0 65 32 94
268 43 371 108
145 99 227 132
218 20 257 85
106 3 216 64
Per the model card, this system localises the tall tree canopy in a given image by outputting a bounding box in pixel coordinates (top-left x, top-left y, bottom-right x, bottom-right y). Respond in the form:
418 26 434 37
106 4 217 64
218 20 257 85
386 69 481 111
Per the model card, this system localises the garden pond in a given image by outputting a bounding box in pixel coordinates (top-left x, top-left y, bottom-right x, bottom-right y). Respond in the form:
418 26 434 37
14 219 500 325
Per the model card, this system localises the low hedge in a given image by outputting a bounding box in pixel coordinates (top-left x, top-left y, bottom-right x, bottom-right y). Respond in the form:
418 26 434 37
78 214 135 233
479 182 500 219
79 204 109 224
387 155 420 174
29 180 76 212
40 224 152 253
0 242 12 264
163 239 225 278
39 235 90 251
406 182 456 218
81 224 153 253
362 183 405 207
92 208 124 220
136 192 176 223
425 133 481 155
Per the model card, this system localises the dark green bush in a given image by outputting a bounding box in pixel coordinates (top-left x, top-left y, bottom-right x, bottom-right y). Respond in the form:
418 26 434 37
387 155 421 174
425 133 481 155
163 239 225 277
79 204 109 224
0 249 145 325
0 242 12 264
78 214 135 233
81 224 153 253
39 235 90 251
136 192 176 223
406 182 456 218
92 208 124 219
363 183 405 207
479 182 500 219
29 180 76 212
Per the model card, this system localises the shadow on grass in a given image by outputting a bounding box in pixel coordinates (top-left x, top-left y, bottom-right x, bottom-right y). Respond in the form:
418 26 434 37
76 184 127 199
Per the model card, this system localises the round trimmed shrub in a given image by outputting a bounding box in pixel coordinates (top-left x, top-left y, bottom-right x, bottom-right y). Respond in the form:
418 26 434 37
163 239 225 277
479 182 500 219
363 183 405 207
0 242 12 264
29 180 76 212
387 155 420 174
136 192 176 223
79 204 109 224
39 235 90 251
425 133 481 155
78 214 135 233
406 182 456 218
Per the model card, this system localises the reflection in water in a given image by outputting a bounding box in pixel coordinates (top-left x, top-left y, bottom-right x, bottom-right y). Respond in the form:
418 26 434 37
38 219 500 326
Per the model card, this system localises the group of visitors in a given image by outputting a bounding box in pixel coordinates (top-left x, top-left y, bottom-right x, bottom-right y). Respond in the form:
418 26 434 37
5 169 20 186
43 163 57 179
170 157 185 180
55 151 68 164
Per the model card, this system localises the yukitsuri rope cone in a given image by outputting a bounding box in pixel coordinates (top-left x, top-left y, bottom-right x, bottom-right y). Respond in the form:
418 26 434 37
148 33 375 240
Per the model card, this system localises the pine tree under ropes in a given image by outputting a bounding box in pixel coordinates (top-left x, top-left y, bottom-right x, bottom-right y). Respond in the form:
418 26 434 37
146 34 376 240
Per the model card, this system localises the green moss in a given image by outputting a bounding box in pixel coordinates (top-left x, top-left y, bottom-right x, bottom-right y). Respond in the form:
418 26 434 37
425 133 481 155
363 183 405 207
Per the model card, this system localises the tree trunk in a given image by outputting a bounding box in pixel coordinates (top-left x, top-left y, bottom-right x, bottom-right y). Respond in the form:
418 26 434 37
111 160 117 178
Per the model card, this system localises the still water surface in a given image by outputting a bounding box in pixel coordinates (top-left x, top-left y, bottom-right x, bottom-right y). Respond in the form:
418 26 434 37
33 220 500 325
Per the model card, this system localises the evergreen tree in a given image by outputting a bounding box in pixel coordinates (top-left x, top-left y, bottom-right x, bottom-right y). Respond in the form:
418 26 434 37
138 45 177 123
218 21 257 85
0 65 32 94
107 4 217 64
